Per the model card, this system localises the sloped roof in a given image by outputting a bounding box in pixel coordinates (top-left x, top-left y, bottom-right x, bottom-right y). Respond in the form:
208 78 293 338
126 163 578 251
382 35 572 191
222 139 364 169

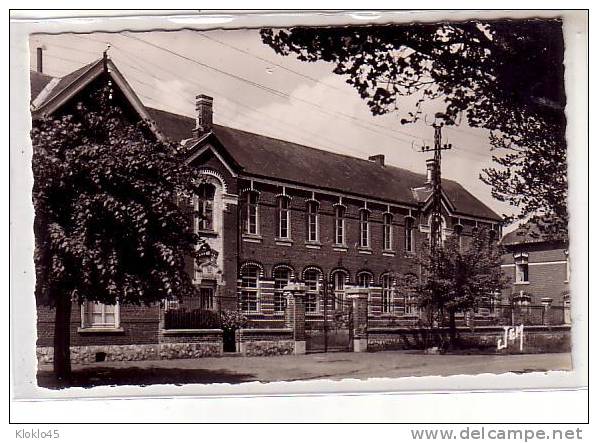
204 125 501 220
146 107 196 142
501 220 567 245
29 71 54 100
29 62 502 222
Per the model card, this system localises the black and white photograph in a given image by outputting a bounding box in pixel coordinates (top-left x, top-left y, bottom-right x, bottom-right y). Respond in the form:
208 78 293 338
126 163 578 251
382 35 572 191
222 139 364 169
9 9 588 421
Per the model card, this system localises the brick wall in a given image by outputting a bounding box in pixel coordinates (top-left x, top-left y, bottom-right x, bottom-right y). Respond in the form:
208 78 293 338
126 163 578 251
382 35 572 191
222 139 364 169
501 240 569 305
36 303 160 348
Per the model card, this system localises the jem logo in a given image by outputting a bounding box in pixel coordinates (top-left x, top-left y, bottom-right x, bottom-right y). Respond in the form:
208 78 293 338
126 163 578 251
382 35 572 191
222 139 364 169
15 429 60 439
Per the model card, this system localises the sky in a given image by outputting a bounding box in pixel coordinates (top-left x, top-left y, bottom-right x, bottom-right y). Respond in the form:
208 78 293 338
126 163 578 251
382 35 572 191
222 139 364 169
29 28 516 220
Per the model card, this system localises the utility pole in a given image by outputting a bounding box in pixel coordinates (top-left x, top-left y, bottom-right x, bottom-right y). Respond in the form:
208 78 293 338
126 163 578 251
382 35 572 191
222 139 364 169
420 121 452 251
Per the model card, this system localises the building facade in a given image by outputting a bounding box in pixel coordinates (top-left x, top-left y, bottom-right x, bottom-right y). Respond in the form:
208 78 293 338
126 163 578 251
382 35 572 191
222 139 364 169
500 223 570 324
31 56 506 362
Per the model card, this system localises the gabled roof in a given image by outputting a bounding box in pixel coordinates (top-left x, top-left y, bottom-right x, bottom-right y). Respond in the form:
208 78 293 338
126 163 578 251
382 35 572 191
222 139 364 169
29 59 502 222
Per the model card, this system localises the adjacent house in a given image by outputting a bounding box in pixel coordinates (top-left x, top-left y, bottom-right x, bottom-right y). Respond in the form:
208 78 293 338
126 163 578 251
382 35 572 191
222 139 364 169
500 222 570 324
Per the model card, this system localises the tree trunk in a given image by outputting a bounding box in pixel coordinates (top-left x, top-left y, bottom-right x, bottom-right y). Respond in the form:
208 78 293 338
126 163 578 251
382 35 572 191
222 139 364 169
53 294 72 381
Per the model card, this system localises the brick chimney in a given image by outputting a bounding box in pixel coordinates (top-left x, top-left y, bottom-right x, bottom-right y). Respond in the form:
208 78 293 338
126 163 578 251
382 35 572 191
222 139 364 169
426 158 438 186
193 94 213 137
368 154 385 166
36 47 43 73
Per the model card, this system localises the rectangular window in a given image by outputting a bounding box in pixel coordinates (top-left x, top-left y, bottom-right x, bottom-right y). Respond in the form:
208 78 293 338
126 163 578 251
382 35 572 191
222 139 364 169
383 213 393 250
241 267 260 312
360 210 370 248
515 262 529 283
405 217 415 253
278 197 290 239
335 206 345 245
246 193 259 235
307 201 319 242
84 302 119 328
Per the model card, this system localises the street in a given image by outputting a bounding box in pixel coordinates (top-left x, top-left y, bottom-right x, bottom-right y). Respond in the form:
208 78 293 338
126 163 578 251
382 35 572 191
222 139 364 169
37 351 572 389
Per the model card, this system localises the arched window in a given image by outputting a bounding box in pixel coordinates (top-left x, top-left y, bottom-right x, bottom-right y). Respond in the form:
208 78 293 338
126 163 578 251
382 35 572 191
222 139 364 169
334 205 346 245
359 209 370 248
427 214 447 244
303 269 321 313
381 274 394 314
405 217 415 253
240 265 260 313
357 271 372 288
245 191 259 235
383 213 393 251
196 183 215 231
306 201 319 242
277 196 291 239
273 267 291 313
331 270 348 311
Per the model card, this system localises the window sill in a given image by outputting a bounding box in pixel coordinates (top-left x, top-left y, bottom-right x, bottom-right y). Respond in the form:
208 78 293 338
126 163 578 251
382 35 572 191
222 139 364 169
404 252 416 258
357 247 373 255
77 327 124 334
275 238 293 246
242 233 262 243
514 281 530 285
305 241 321 249
382 250 396 256
333 245 348 252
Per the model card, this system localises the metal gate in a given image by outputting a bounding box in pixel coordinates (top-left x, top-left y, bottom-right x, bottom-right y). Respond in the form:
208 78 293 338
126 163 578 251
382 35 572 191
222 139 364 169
305 289 353 353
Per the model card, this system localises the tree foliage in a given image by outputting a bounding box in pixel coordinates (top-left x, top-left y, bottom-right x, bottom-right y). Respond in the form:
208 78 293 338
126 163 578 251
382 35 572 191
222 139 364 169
261 19 568 238
397 229 506 343
32 86 202 308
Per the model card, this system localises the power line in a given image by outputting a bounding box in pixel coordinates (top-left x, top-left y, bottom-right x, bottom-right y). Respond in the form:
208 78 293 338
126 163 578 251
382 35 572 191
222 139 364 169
122 33 420 148
47 34 490 161
194 32 349 94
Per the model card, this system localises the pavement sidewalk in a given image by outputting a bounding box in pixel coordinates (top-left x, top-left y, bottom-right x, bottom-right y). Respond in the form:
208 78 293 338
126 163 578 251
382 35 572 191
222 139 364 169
37 351 572 388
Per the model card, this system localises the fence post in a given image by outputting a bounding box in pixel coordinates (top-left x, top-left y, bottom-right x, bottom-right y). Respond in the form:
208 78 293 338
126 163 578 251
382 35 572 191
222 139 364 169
347 288 369 352
541 297 553 325
284 283 307 355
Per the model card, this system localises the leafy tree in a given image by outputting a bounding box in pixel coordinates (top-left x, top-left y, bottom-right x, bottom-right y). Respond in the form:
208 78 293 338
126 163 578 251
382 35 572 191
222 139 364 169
261 19 567 238
32 86 202 380
397 228 506 347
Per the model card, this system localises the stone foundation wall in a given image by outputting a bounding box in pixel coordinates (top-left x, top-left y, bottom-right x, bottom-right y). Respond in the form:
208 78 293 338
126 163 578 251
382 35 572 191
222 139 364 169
367 325 571 354
238 328 294 356
37 344 159 365
37 329 225 364
158 342 222 359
